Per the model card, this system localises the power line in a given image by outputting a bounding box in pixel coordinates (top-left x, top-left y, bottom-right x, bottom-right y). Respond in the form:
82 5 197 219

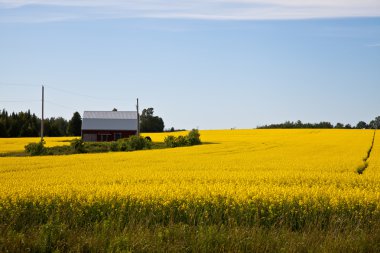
0 82 40 87
45 100 78 110
1 81 135 115
44 85 127 102
1 82 128 102
0 99 40 102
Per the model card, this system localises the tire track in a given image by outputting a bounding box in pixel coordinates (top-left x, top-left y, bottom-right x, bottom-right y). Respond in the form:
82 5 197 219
357 130 376 175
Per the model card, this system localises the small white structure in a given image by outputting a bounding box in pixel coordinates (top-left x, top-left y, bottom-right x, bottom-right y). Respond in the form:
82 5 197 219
82 111 138 142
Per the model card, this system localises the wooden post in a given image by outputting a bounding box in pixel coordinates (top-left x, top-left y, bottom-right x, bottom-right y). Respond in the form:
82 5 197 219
41 85 44 142
136 98 140 136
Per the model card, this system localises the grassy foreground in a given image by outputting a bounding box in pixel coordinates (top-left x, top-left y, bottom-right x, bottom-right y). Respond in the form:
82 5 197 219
2 222 380 252
1 129 380 252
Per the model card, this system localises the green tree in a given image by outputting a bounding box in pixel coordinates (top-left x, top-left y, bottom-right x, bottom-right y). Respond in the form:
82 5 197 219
68 112 82 136
0 120 7 137
369 116 380 129
54 117 68 136
344 124 352 129
356 121 368 129
140 108 164 132
374 116 380 129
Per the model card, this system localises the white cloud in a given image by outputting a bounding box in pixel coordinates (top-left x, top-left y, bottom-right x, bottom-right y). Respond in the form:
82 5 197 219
0 0 379 22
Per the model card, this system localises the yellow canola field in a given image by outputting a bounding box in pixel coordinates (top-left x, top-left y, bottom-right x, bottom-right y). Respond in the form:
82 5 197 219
0 136 75 154
0 129 379 227
366 131 380 174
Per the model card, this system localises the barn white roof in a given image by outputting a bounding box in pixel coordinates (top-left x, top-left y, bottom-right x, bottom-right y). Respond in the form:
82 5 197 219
83 111 137 120
82 111 138 131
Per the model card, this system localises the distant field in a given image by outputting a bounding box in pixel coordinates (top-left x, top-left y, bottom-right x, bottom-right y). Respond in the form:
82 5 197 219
1 129 379 252
0 136 76 154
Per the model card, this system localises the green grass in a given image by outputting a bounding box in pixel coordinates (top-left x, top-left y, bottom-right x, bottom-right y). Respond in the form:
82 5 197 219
2 222 380 252
1 197 380 252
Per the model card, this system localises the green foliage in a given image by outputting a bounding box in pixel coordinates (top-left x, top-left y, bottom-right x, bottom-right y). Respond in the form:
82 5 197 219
1 198 380 252
68 112 82 136
0 120 7 137
187 129 201 145
84 142 111 153
24 141 46 156
356 121 368 129
110 141 119 151
176 135 189 146
43 145 73 156
71 138 85 153
164 135 178 148
164 130 202 148
128 135 151 150
118 135 151 151
117 139 128 151
21 135 155 156
0 109 73 137
44 117 68 136
369 116 380 129
140 108 165 133
1 109 39 137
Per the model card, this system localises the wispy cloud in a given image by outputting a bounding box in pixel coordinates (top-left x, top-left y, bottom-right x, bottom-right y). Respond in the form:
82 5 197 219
0 0 379 22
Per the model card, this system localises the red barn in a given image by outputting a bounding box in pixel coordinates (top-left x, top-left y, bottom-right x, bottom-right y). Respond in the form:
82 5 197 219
81 111 138 142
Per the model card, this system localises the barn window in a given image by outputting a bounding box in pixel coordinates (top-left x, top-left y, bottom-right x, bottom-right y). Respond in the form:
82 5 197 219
100 134 111 142
114 133 122 140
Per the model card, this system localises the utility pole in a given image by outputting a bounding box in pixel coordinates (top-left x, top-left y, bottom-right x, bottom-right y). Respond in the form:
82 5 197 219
136 98 140 136
41 85 44 142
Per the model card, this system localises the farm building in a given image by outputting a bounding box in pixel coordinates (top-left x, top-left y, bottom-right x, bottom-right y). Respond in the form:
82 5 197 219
82 111 138 142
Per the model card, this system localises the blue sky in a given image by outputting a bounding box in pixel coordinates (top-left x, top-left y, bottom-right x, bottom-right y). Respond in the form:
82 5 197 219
0 1 380 130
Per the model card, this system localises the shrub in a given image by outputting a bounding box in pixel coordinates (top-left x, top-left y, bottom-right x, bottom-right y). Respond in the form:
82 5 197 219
176 135 189 146
117 139 128 151
164 130 202 148
117 136 151 151
71 138 85 153
110 142 119 152
24 141 45 156
187 129 201 145
128 135 151 151
84 142 110 153
164 135 177 148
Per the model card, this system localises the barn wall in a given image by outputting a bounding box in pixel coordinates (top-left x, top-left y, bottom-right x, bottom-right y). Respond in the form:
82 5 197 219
82 130 137 142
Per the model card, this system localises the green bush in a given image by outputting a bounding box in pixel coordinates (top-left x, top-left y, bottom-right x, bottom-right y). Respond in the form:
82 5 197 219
71 139 85 153
176 135 189 146
127 135 151 151
110 142 119 152
117 136 151 151
164 130 202 148
127 135 144 150
24 141 45 156
84 142 110 153
187 129 201 145
117 139 128 151
164 135 177 148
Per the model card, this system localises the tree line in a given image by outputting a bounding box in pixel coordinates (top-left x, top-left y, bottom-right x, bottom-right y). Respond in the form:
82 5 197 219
0 109 82 137
258 117 380 129
0 107 165 137
2 107 378 138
